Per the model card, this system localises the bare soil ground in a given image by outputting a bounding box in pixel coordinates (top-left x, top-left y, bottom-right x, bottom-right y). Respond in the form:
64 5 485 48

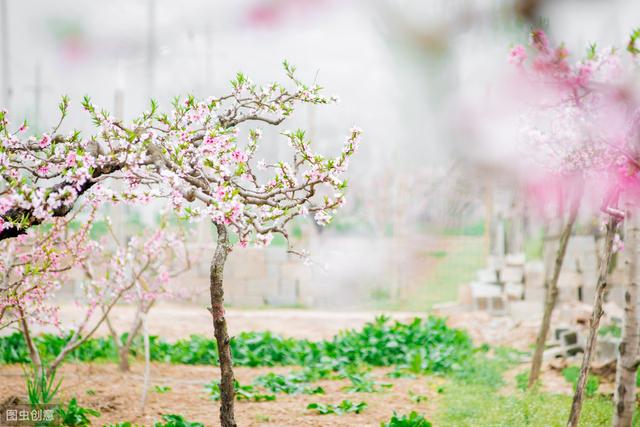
35 304 426 341
0 363 444 427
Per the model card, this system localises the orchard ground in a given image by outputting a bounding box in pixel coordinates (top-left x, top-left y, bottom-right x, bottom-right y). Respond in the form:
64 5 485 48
0 304 623 426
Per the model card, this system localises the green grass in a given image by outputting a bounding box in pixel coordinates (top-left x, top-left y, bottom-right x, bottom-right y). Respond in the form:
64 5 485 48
436 383 615 426
431 344 621 426
434 348 640 427
450 346 522 390
432 343 627 426
442 221 485 236
561 366 599 398
400 237 486 310
426 250 448 258
599 322 621 338
524 228 544 260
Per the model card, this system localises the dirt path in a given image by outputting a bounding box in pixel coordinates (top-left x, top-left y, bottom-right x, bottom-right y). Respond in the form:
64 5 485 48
33 304 426 341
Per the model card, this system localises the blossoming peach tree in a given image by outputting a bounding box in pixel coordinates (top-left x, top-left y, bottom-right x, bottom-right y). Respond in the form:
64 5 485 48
92 218 191 410
0 61 362 426
511 29 640 427
97 218 191 374
0 200 188 398
0 203 98 341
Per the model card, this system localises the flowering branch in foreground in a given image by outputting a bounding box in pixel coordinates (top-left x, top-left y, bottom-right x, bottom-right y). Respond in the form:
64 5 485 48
0 61 361 252
511 29 640 208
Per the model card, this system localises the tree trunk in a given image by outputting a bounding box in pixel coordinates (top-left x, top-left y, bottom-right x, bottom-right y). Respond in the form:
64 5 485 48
118 347 130 372
18 308 42 374
104 314 130 372
613 205 639 427
567 216 618 427
210 223 236 427
139 312 150 412
529 196 580 387
106 301 147 373
121 311 145 372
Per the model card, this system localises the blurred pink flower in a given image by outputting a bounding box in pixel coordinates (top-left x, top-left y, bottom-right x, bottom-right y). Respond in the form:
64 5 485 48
508 45 527 66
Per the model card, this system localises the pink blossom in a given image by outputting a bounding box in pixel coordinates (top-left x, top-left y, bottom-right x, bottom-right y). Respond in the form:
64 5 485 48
65 152 77 167
213 185 227 201
204 134 216 145
613 233 624 253
508 45 527 66
576 62 593 87
39 133 51 148
0 66 361 267
510 29 640 218
314 210 332 226
530 29 550 53
255 233 273 247
158 271 170 283
231 149 249 163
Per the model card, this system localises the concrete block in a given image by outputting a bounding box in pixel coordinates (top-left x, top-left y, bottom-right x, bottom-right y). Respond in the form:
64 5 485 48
558 286 581 303
458 283 473 306
227 250 266 280
265 247 288 262
557 271 582 288
525 286 546 303
470 282 502 297
524 261 545 288
554 327 571 341
487 256 505 270
280 261 312 282
506 253 526 266
542 346 565 360
264 294 298 307
504 282 524 300
488 296 508 316
501 266 524 283
596 337 619 361
565 345 584 357
560 330 578 347
477 269 499 283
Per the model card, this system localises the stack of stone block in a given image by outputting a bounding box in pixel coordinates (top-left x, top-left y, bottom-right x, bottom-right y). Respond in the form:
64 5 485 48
538 322 622 363
524 261 545 302
469 253 526 315
502 253 526 300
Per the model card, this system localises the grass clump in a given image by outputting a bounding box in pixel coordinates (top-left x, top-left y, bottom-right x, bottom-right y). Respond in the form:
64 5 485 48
561 366 600 398
341 371 392 393
382 411 432 427
451 346 523 390
106 414 202 427
153 414 204 427
252 372 324 395
307 400 367 415
56 397 100 426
